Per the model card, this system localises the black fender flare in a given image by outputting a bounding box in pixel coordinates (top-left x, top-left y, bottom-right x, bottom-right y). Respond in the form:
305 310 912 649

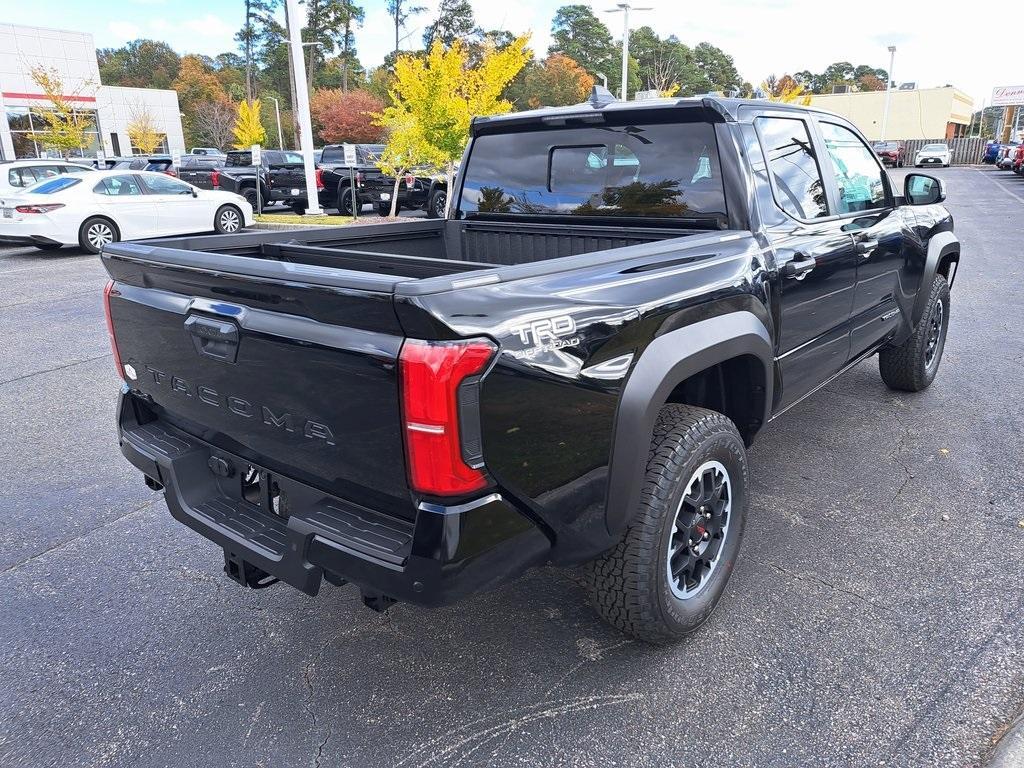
912 231 959 325
604 311 774 537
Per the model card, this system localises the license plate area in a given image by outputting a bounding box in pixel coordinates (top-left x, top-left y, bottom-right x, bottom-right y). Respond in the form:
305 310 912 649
2 208 12 218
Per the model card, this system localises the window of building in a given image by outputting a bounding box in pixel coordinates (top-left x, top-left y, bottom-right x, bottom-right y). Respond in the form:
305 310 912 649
6 106 102 159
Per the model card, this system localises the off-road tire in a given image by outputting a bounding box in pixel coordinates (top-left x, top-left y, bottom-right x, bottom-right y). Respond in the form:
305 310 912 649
879 274 950 392
585 405 748 643
426 188 447 219
337 187 355 216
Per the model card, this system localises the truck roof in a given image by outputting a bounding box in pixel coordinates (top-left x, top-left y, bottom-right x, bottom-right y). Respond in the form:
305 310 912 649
471 92 845 133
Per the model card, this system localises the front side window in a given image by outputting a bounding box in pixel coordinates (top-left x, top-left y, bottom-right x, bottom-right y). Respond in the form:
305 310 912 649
459 120 727 224
94 176 143 196
819 122 887 214
141 175 193 195
755 116 829 220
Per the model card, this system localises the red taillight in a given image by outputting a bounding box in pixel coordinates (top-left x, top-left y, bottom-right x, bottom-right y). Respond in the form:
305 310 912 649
315 168 324 190
103 280 125 381
15 203 64 214
210 169 220 189
399 338 496 496
164 168 177 176
404 172 414 189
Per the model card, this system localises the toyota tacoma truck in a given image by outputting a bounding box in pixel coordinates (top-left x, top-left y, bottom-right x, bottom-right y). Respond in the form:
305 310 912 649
102 92 960 642
218 149 317 214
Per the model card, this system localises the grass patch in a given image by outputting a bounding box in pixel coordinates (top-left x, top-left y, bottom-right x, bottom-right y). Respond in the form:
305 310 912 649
254 212 349 226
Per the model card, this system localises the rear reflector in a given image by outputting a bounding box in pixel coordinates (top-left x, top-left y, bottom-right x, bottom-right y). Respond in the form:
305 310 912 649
103 280 125 380
315 168 324 190
399 338 496 496
210 169 220 189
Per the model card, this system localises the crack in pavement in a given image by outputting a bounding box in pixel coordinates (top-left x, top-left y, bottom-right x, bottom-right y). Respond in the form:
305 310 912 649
888 423 916 505
0 352 110 387
1 497 158 574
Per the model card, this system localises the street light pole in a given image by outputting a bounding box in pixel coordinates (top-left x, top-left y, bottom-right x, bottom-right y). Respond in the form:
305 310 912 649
285 0 322 214
268 96 284 150
604 4 651 101
880 45 896 142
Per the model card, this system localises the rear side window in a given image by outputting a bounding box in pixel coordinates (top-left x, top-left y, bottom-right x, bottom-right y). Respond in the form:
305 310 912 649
226 152 251 167
458 120 727 223
94 176 143 196
30 176 81 194
755 116 829 220
8 167 37 187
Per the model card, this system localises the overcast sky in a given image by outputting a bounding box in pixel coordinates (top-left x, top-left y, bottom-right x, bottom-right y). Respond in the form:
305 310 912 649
6 0 1013 107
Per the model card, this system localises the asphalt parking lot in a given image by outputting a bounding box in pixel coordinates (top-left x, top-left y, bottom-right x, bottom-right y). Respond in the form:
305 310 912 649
1 166 1022 768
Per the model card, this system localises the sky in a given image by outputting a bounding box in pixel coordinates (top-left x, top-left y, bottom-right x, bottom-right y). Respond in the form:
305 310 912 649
2 0 1014 107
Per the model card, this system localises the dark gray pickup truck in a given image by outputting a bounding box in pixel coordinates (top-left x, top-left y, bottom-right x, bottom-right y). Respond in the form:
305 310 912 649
102 92 960 641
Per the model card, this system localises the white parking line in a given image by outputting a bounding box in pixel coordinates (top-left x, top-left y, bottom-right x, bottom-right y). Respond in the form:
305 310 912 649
973 168 1024 205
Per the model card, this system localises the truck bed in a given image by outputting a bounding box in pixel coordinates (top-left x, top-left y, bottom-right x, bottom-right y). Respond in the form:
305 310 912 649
136 218 700 282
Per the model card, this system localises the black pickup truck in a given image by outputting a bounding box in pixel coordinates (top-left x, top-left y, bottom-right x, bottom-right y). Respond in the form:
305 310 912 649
217 149 311 213
102 93 960 642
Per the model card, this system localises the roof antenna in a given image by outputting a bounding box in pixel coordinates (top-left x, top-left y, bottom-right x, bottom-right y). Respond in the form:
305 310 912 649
589 85 617 107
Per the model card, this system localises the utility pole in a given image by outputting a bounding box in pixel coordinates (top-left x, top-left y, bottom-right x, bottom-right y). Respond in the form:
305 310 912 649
880 45 896 142
604 3 651 101
285 0 323 214
268 96 284 150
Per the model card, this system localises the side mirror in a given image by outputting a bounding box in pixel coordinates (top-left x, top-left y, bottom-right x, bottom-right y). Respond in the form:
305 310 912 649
192 188 198 198
904 173 945 205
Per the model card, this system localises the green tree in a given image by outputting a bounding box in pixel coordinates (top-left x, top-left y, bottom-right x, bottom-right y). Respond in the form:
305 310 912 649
97 39 181 89
549 5 616 88
692 42 740 93
386 0 426 58
422 0 479 49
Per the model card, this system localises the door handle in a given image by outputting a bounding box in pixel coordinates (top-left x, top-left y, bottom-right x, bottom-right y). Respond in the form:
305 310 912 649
854 238 879 255
184 314 239 363
781 252 816 279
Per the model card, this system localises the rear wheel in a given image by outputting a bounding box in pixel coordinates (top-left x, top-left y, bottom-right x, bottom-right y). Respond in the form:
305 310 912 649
337 187 356 216
290 202 305 215
78 217 119 254
241 187 262 214
427 188 447 219
879 274 950 392
214 205 243 234
376 202 393 217
585 405 748 643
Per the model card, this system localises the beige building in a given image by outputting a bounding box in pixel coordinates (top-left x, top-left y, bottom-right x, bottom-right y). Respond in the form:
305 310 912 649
808 86 974 141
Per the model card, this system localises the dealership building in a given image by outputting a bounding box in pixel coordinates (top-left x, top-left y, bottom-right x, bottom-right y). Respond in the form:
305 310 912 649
0 23 185 160
808 86 975 141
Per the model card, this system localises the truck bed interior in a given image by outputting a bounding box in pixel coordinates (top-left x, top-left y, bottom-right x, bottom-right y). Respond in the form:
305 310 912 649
146 219 698 280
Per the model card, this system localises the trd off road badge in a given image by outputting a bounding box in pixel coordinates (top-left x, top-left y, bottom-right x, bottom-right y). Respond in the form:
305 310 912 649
508 315 581 360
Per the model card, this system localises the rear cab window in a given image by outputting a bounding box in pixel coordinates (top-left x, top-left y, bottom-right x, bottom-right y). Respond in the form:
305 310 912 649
457 117 727 226
29 176 81 194
754 116 829 220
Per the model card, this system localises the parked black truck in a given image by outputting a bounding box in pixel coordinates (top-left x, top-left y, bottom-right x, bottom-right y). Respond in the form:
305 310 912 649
316 144 448 217
102 93 960 642
218 149 313 213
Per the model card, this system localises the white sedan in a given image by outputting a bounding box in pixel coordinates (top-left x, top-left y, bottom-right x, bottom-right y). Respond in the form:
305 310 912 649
0 170 253 253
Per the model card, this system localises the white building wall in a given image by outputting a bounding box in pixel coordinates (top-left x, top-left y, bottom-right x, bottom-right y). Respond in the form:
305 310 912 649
0 23 185 159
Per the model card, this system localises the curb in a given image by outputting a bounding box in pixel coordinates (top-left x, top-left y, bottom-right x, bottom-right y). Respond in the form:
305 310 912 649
987 716 1024 767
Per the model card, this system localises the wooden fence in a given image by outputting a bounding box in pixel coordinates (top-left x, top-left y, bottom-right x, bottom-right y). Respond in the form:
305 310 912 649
899 137 986 166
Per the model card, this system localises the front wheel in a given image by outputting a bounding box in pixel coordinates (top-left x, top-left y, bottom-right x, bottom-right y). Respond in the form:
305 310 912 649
290 202 306 215
427 188 447 219
214 204 243 234
878 274 950 391
78 217 119 254
585 405 748 643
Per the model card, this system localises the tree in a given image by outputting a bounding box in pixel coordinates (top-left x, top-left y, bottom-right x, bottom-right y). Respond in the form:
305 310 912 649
423 0 479 49
692 42 740 93
174 56 230 149
338 1 365 91
549 5 616 88
233 99 267 148
126 108 163 154
856 73 885 91
25 66 96 157
97 40 181 89
374 36 530 216
310 89 384 143
386 0 426 58
794 62 889 94
524 54 594 109
761 76 811 105
190 100 237 150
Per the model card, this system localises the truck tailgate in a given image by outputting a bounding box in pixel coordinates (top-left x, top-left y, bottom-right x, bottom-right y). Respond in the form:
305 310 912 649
102 243 413 519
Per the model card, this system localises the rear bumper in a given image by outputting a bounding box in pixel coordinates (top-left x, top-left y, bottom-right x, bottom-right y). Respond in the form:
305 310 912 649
117 390 550 606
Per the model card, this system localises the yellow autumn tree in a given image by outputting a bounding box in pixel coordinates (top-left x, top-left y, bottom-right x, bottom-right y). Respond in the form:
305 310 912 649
232 99 266 149
27 65 96 157
126 107 163 154
373 36 531 217
763 76 812 105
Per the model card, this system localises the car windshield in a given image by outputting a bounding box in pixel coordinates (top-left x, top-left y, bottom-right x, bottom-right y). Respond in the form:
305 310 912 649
26 176 81 194
923 144 948 151
458 119 727 225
